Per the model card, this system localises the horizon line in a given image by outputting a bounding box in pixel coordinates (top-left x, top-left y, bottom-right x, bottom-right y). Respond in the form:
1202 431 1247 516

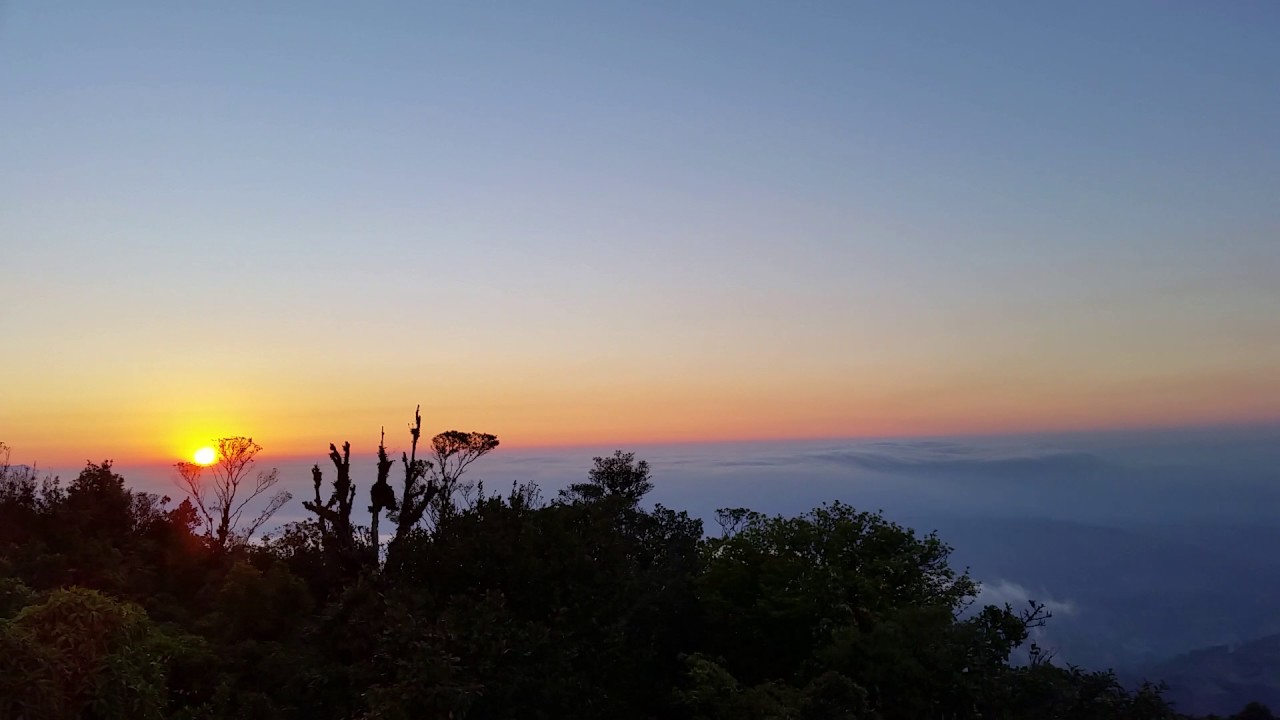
20 415 1279 472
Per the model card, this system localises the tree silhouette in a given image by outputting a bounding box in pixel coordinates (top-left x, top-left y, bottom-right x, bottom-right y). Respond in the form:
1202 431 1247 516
368 428 397 562
300 407 500 568
304 440 363 575
1235 702 1278 720
385 406 499 561
560 450 654 506
175 437 290 550
1 438 1214 719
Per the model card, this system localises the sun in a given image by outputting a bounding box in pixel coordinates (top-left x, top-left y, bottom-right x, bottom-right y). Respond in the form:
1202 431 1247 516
193 446 216 466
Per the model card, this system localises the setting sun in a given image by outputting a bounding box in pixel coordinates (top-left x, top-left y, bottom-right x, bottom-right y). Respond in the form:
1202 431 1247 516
193 446 216 466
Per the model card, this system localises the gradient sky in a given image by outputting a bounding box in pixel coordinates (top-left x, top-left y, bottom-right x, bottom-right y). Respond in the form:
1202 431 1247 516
2 1 1278 465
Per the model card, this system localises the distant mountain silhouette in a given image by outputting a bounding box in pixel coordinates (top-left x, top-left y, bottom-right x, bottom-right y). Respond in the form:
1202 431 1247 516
1153 634 1280 716
908 516 1280 672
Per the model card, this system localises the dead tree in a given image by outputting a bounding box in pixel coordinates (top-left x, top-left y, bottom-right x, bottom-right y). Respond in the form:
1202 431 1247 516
304 441 363 573
175 436 291 551
368 429 397 562
301 406 498 568
387 406 432 555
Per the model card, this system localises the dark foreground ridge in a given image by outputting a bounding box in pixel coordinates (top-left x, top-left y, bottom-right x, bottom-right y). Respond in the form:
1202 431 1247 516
0 421 1270 719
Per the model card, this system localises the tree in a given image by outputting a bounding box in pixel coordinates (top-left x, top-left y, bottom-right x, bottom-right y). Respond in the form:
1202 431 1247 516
385 406 499 561
0 442 59 555
559 450 653 506
301 407 500 569
368 430 397 560
0 587 173 719
304 441 364 575
304 427 400 572
175 437 290 551
1 435 1202 720
1235 702 1278 720
693 502 1001 719
382 463 701 720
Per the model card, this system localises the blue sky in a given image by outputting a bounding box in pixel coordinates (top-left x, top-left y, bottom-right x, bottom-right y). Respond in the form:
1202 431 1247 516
2 2 1278 461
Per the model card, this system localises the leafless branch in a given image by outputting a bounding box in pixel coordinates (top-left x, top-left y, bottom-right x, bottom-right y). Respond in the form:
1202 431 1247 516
174 461 216 540
242 490 293 543
174 437 289 550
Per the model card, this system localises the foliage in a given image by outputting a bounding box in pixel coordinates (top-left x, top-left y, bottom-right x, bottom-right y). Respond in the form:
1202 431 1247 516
0 431 1250 719
0 587 174 719
559 449 654 506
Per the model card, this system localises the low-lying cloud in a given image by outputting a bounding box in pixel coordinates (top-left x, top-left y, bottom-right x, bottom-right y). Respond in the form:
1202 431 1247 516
977 579 1078 618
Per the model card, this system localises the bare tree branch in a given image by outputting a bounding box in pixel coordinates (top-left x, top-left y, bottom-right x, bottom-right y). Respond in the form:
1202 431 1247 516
174 461 216 540
174 437 291 551
242 489 293 543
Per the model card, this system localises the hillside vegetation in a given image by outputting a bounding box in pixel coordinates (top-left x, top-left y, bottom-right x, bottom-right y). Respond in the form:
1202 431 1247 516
0 425 1269 720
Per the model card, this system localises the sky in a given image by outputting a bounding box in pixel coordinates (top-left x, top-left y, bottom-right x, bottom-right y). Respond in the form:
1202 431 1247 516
2 1 1278 465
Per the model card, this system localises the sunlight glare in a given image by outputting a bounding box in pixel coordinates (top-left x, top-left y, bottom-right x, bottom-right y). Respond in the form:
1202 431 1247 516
193 446 216 466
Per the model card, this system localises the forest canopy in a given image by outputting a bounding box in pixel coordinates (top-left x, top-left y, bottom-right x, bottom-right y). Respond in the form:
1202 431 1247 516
0 423 1265 720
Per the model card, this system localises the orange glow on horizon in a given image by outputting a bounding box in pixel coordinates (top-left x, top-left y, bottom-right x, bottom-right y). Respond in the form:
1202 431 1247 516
3 356 1277 468
7 407 1279 471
